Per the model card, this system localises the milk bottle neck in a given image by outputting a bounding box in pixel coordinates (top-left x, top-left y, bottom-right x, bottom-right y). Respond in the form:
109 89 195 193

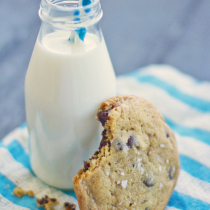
38 0 103 45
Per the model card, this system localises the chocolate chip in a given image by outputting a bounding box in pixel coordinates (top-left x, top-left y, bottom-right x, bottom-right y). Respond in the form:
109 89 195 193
113 140 124 151
94 151 99 156
165 128 170 138
37 199 44 205
99 139 108 150
119 144 124 150
168 165 175 180
37 197 48 204
64 202 76 210
142 199 148 203
37 197 49 204
101 129 108 141
37 196 57 207
127 136 134 148
145 207 150 210
143 177 156 188
64 202 69 207
89 150 100 160
50 198 57 202
98 110 110 126
83 161 90 172
102 129 107 136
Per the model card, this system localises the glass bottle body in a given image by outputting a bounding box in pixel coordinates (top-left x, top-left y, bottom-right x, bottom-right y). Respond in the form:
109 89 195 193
25 0 116 189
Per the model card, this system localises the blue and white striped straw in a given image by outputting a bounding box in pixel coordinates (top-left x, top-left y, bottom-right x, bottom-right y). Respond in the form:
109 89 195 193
69 0 92 43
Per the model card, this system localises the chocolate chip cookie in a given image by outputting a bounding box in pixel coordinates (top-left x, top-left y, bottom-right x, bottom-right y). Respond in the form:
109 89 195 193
73 95 180 210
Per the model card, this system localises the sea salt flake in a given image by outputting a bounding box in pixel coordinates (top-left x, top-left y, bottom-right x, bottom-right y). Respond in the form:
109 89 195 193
160 144 165 148
149 151 152 155
119 202 122 205
159 182 163 189
140 167 145 174
117 180 120 184
106 172 109 176
121 171 124 176
121 180 128 189
137 158 142 169
166 159 169 163
159 165 162 172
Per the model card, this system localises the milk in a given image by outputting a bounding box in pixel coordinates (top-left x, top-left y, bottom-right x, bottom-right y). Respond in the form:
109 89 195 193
25 31 116 189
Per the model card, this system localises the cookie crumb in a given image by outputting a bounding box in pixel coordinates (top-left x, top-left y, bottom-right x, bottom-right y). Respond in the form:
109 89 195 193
13 187 35 198
64 202 77 210
36 195 59 210
13 188 24 198
27 190 35 197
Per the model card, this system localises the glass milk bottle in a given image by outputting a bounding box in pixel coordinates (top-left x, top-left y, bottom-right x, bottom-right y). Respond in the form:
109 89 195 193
25 0 116 189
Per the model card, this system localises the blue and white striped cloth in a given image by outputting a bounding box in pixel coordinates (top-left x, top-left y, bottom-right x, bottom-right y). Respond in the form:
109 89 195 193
1 65 210 210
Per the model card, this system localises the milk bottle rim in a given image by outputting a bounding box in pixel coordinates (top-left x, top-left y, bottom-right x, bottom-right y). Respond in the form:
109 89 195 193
39 0 103 29
43 0 100 11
